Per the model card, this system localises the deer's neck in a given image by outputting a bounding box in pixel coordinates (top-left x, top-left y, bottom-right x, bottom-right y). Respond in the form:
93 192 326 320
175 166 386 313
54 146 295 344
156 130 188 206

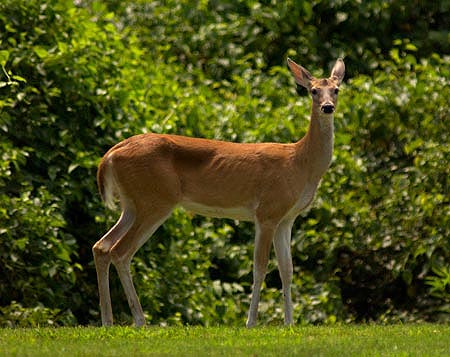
297 107 334 179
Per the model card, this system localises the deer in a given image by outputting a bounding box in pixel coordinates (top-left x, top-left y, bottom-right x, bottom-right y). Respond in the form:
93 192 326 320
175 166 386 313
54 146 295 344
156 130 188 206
92 57 345 328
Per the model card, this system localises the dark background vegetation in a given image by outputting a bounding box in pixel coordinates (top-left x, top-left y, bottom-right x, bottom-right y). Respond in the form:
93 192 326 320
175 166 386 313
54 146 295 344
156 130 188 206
0 0 448 326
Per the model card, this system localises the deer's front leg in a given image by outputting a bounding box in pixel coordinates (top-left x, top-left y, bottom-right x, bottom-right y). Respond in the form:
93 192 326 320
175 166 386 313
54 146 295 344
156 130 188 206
273 220 294 325
246 222 276 328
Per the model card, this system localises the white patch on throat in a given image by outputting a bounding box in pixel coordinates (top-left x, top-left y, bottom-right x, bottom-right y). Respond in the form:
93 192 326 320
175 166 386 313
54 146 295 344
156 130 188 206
318 114 334 136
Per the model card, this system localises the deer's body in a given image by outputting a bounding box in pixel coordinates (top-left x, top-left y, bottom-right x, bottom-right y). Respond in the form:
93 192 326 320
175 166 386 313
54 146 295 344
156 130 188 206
99 129 330 221
93 58 345 327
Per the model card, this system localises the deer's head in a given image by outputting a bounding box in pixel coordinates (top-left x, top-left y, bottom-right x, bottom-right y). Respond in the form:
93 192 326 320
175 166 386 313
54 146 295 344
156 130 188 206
287 58 345 115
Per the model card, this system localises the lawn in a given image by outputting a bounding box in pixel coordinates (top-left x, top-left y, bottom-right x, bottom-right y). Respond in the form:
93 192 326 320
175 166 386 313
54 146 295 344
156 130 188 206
1 324 449 356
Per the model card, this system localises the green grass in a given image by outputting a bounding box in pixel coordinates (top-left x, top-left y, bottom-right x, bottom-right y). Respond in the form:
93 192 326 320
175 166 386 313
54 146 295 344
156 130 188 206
1 324 449 356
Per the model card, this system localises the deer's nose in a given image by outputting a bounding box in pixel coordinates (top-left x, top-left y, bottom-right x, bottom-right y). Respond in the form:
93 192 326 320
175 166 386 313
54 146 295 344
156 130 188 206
321 104 335 114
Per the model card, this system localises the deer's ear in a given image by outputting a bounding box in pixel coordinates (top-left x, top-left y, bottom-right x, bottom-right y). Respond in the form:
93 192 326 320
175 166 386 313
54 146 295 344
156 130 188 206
331 58 345 85
287 58 313 89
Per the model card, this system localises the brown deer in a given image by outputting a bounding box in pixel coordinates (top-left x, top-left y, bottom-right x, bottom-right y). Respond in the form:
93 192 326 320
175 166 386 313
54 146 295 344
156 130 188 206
93 58 345 327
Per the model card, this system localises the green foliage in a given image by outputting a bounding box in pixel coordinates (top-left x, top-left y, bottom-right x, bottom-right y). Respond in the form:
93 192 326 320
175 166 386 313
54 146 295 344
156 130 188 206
0 301 76 327
426 266 450 314
0 0 448 326
318 54 449 322
107 0 449 78
0 0 133 324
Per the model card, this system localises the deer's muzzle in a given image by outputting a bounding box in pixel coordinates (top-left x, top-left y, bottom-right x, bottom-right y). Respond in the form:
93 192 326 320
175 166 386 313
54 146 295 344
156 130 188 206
321 104 335 114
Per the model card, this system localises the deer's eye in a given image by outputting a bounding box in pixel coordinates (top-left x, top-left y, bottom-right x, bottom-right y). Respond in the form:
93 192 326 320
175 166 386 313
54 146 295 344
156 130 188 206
311 88 318 95
334 88 339 95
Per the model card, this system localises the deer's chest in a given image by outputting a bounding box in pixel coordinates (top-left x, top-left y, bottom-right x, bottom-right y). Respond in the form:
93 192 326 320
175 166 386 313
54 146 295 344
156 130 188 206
287 182 319 219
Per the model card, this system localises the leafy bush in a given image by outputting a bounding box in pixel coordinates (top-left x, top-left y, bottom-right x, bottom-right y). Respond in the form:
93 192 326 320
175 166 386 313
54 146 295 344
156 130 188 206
320 52 449 322
0 301 76 327
106 0 449 77
0 0 132 324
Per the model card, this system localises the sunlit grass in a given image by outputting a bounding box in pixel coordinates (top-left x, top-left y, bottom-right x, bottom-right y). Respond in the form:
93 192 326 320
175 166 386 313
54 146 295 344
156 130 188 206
1 324 449 356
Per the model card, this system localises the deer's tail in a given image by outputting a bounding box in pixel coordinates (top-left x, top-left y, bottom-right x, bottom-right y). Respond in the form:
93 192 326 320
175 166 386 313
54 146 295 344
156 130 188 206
97 155 118 210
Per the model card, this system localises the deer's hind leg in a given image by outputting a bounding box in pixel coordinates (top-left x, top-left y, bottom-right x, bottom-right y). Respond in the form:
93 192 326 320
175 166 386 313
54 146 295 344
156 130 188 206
108 205 174 327
92 209 135 326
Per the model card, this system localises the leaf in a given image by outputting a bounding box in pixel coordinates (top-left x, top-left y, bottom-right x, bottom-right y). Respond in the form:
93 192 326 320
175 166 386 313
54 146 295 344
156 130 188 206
33 46 48 59
405 43 418 51
56 249 71 262
14 238 29 250
0 50 9 66
68 163 79 174
12 75 27 83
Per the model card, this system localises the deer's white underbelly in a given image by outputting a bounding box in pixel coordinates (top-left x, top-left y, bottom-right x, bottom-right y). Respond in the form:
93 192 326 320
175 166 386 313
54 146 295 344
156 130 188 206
180 200 253 221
